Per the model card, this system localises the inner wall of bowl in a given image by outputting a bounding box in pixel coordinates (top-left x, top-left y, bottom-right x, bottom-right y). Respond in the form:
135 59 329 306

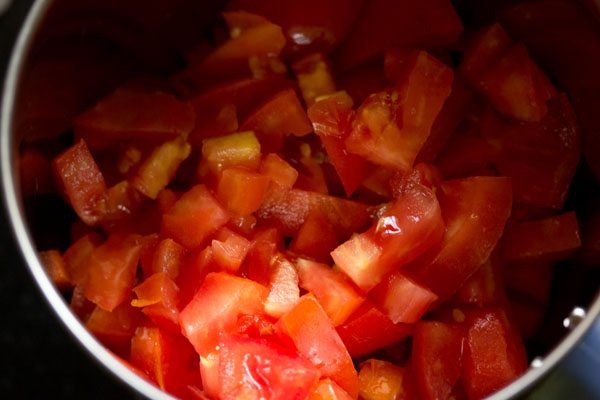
8 0 600 398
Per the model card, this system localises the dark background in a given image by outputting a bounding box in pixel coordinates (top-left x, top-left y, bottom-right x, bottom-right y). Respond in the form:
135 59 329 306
0 1 133 398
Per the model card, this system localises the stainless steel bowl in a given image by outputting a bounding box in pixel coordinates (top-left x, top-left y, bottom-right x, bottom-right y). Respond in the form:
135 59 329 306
2 1 600 399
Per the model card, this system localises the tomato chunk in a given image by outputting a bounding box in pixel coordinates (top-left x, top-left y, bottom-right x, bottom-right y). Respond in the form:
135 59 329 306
84 233 142 311
502 212 581 263
309 378 353 400
412 321 464 400
218 335 321 400
405 177 513 302
132 272 180 332
293 53 337 106
264 255 300 318
179 272 268 356
86 301 141 353
39 250 71 291
217 167 270 216
346 51 453 171
358 359 406 400
336 301 412 357
52 140 107 226
162 185 230 249
260 153 299 188
276 294 359 398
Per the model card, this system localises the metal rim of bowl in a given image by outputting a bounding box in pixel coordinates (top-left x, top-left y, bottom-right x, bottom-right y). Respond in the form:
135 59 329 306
1 1 599 399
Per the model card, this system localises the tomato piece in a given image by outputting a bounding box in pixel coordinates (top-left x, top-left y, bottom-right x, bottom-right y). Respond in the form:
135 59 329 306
177 246 216 308
147 238 186 280
172 13 286 91
293 53 337 106
19 148 54 197
436 134 501 179
369 272 438 324
358 359 406 400
412 321 464 400
188 104 239 146
85 301 141 353
211 228 252 273
63 232 103 286
405 177 513 302
417 78 475 163
132 272 180 333
295 154 329 195
130 326 199 398
508 295 546 339
227 0 364 56
308 91 370 196
459 23 513 89
495 95 580 210
477 43 556 122
504 262 554 306
218 335 321 400
462 308 527 400
52 140 107 225
200 131 262 177
179 272 268 356
389 163 443 198
346 51 454 171
264 255 300 318
130 137 191 199
290 210 338 263
162 185 230 249
84 233 142 311
74 89 195 151
244 227 281 285
241 89 313 152
257 185 370 237
260 153 299 188
199 351 220 399
276 294 359 397
336 301 413 357
334 0 462 69
296 258 364 326
502 212 581 263
38 250 71 291
309 378 353 400
453 254 507 307
217 167 270 216
333 183 444 291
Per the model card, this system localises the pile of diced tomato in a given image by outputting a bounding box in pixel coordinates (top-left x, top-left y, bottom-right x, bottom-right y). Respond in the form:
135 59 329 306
23 0 600 399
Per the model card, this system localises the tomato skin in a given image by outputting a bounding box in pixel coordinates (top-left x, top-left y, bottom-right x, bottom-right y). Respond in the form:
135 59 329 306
84 233 142 312
346 51 453 171
502 212 581 263
179 272 268 357
52 139 107 226
406 177 513 303
336 301 412 357
296 258 365 326
162 185 230 249
74 89 195 151
276 294 359 398
369 272 438 324
218 335 321 400
452 253 507 308
411 321 464 400
462 308 527 400
358 359 406 400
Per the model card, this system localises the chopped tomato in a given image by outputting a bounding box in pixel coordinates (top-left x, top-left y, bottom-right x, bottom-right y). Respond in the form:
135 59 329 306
162 185 230 249
211 228 252 273
462 308 527 400
85 300 141 352
346 51 453 171
146 238 186 280
452 254 507 308
179 272 268 356
502 212 581 263
296 258 365 326
200 131 262 177
369 272 438 324
293 53 337 106
38 250 71 291
504 262 554 306
177 246 217 308
412 321 464 400
83 233 142 312
52 140 107 226
260 153 299 188
405 177 513 302
63 233 103 286
217 167 270 216
244 227 281 285
74 89 195 151
264 255 300 318
276 294 359 398
358 359 406 400
336 301 412 357
309 378 353 400
218 335 321 400
132 272 180 332
241 89 313 152
290 210 339 263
